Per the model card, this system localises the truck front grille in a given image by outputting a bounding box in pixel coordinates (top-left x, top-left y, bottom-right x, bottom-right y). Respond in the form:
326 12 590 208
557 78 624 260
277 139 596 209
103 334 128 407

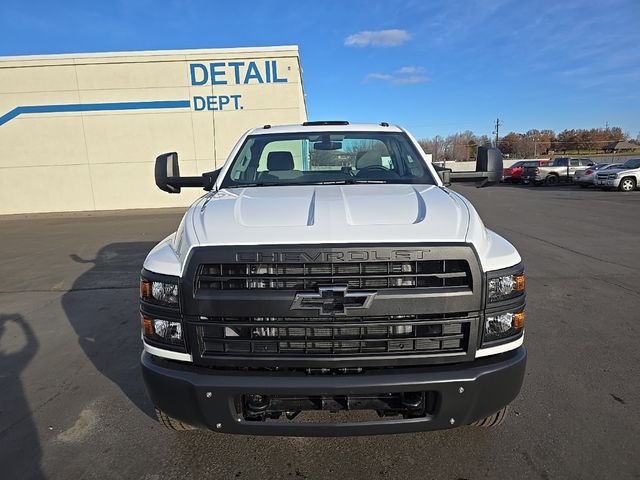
194 315 472 357
596 173 616 180
182 244 482 367
196 260 471 291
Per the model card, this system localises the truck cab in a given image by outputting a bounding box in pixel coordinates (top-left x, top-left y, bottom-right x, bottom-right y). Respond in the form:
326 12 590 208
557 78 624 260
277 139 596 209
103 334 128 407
140 122 527 435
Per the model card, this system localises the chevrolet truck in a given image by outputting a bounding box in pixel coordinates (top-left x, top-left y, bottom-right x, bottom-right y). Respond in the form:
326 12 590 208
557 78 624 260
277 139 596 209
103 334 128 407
140 121 527 436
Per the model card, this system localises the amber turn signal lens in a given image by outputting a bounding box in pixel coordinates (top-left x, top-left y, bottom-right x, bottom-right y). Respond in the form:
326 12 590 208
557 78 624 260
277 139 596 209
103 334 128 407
513 311 525 330
141 315 154 336
515 274 525 292
140 279 151 298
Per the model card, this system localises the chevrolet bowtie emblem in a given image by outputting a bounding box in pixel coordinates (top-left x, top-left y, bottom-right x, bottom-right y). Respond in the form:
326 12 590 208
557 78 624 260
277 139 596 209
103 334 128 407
290 285 377 316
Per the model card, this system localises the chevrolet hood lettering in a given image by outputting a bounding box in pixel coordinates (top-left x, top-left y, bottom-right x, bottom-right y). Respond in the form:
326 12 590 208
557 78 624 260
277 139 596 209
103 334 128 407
235 249 431 263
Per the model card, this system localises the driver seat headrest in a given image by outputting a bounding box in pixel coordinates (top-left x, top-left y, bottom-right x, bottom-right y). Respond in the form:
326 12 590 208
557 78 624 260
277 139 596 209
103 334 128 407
267 151 294 171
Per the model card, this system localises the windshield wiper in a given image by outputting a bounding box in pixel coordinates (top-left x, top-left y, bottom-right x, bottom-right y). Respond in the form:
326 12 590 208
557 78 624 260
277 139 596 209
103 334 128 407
224 181 305 188
308 179 389 185
223 179 390 188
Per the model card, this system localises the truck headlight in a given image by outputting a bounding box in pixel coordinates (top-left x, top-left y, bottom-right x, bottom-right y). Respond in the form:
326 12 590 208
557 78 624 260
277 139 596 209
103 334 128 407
487 269 525 303
484 310 525 342
140 272 184 350
141 315 184 346
140 278 179 306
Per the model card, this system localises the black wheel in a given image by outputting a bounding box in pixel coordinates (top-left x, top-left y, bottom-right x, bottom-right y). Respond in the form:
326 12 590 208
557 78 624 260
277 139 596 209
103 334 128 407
579 184 588 188
470 406 509 427
618 177 637 192
155 408 197 431
544 174 559 186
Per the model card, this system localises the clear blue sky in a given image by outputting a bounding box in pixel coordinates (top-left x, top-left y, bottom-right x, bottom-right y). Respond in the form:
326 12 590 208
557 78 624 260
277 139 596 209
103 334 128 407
1 0 639 139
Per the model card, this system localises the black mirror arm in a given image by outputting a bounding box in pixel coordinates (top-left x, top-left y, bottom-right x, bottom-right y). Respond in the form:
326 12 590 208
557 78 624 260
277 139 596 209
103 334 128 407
167 169 221 192
202 170 220 191
166 176 204 189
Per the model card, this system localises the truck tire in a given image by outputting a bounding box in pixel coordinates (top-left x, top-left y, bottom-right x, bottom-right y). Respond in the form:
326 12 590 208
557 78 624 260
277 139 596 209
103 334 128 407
544 174 559 186
155 407 198 431
469 406 509 427
618 177 637 192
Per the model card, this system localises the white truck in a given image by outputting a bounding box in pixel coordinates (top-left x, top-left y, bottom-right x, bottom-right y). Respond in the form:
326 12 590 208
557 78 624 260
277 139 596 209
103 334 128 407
140 121 526 435
594 158 640 191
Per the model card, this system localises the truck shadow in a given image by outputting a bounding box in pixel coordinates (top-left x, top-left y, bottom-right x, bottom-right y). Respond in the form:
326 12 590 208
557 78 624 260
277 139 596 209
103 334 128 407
0 313 45 480
62 242 157 418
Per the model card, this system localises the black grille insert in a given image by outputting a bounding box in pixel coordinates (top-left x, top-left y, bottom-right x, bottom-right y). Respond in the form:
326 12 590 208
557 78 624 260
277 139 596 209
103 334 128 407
196 260 471 291
194 315 472 357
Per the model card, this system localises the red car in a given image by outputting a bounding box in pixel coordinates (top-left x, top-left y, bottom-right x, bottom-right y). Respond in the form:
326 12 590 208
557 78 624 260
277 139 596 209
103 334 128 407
503 160 550 183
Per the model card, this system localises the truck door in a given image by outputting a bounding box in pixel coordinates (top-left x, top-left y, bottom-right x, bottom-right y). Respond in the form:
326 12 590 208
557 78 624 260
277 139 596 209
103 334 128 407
568 158 581 178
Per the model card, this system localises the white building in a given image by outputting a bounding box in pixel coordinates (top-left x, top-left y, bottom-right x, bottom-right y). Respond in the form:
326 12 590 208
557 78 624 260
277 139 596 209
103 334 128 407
0 46 307 214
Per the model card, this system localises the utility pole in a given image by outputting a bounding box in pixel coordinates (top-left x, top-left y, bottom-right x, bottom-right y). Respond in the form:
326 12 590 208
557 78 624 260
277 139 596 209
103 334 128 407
492 118 501 146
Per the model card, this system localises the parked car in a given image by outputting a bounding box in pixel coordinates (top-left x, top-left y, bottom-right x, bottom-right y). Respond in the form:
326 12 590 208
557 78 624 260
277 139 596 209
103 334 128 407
521 157 594 185
502 161 525 183
574 163 622 188
595 158 640 192
503 160 549 183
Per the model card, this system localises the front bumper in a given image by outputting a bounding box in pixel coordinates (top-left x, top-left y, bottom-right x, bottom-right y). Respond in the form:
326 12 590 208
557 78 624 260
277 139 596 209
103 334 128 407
520 175 541 183
595 177 620 187
141 346 526 436
574 176 594 185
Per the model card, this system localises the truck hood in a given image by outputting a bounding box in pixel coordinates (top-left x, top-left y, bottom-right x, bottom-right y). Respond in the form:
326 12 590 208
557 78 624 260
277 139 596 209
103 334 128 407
189 184 469 247
144 184 521 276
600 167 639 174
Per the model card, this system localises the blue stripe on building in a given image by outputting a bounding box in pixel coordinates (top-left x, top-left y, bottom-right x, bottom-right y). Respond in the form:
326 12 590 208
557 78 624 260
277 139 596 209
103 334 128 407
0 100 191 126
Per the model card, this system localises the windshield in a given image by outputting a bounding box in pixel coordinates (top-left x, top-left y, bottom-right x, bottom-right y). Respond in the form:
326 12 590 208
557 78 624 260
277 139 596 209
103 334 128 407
620 159 640 169
220 131 436 187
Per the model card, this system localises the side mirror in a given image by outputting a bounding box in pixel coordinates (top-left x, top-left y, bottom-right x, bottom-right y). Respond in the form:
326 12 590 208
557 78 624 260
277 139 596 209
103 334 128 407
154 152 221 194
448 146 504 188
155 152 181 193
436 168 452 186
475 146 503 186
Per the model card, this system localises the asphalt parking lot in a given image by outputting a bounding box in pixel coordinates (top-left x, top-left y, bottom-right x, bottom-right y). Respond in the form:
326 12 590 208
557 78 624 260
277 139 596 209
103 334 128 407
1 183 638 480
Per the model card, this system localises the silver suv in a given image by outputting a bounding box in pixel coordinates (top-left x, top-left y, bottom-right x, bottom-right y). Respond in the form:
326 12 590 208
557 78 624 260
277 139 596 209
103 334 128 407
595 158 640 192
